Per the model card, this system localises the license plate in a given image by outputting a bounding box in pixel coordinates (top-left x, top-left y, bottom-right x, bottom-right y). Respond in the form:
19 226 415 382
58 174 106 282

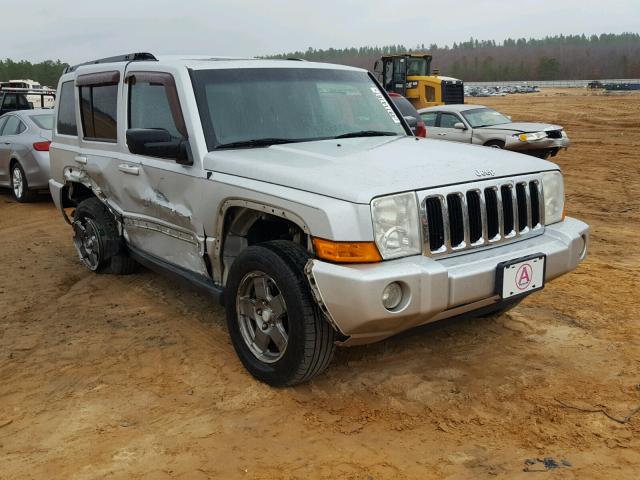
496 254 546 299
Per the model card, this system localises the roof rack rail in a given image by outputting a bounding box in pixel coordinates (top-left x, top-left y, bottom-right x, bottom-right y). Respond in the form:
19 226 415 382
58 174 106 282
0 87 56 95
286 58 307 61
65 52 157 73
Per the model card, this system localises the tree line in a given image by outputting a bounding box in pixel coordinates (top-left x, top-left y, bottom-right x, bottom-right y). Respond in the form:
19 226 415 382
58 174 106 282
270 33 640 81
1 33 639 85
0 59 68 88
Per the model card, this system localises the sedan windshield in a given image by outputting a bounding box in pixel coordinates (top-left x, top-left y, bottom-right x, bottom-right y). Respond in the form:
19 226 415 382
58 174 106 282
462 107 511 128
191 68 406 150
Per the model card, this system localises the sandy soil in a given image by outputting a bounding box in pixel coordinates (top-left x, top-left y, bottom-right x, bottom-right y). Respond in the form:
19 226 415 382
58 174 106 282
1 89 639 479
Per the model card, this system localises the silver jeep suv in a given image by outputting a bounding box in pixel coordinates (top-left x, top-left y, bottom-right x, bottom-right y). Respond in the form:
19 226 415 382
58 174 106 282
49 53 589 386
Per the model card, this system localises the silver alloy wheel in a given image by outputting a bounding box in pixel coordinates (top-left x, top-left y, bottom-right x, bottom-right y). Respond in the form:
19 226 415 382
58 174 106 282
72 218 102 271
12 166 24 199
236 271 289 363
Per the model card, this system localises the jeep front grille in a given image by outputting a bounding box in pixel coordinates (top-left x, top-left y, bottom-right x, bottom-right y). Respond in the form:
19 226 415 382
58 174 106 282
420 176 544 256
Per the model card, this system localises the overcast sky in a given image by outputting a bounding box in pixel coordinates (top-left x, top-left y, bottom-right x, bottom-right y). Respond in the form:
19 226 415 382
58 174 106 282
3 0 638 64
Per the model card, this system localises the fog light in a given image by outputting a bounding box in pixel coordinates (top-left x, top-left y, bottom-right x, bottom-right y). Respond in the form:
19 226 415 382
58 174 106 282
382 282 403 310
579 234 588 259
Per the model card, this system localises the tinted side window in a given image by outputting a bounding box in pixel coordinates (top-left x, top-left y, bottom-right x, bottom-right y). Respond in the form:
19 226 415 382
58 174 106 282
3 94 17 109
80 84 118 141
390 96 417 117
129 80 183 139
57 81 78 136
440 113 461 129
18 95 30 108
2 116 21 135
420 112 437 127
0 116 8 134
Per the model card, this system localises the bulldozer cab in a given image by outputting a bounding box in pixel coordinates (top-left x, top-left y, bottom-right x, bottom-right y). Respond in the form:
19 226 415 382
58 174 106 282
375 54 432 96
374 53 463 109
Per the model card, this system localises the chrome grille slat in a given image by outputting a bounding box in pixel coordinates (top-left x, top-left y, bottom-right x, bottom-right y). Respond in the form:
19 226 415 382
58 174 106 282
524 181 533 231
460 193 470 248
440 196 451 251
479 189 489 243
419 175 546 257
511 183 520 238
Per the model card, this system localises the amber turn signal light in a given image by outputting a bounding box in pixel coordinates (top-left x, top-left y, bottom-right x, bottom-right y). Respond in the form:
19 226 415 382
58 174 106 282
312 238 382 263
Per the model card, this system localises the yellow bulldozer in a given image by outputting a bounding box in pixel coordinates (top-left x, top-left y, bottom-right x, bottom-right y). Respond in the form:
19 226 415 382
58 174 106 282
374 54 464 109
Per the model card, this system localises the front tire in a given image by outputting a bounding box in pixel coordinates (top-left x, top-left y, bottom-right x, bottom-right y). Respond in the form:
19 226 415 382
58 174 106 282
72 197 136 274
11 162 36 203
225 241 335 386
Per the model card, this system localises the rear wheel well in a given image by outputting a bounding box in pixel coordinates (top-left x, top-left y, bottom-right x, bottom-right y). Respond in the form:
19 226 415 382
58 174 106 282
61 182 95 208
220 206 309 283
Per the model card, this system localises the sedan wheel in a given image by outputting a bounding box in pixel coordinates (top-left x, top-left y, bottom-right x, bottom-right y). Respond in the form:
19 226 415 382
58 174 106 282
12 166 24 199
236 271 289 363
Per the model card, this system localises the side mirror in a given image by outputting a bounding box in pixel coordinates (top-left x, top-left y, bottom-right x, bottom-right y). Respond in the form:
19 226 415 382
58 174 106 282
507 115 512 121
373 60 382 73
453 122 466 130
126 128 193 166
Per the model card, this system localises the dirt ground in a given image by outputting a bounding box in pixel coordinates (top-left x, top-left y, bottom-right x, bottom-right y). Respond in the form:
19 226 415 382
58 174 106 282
1 89 639 479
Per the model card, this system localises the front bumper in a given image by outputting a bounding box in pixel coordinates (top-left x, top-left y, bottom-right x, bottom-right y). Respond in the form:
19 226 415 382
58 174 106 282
506 136 570 153
308 217 588 345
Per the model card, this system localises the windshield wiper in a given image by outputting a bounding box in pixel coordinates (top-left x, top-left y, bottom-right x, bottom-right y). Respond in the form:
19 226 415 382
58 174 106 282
215 138 307 150
333 130 400 139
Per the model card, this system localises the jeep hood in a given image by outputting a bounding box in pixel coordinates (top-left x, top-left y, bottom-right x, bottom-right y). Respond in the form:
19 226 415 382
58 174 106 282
479 122 562 133
203 136 558 204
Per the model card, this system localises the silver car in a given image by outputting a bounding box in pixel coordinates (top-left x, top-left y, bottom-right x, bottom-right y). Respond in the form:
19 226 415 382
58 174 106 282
418 104 570 159
49 54 588 386
0 109 53 202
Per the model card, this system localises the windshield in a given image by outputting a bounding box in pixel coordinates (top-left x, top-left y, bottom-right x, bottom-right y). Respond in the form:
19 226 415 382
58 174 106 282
406 58 429 76
191 68 406 150
30 114 53 130
462 107 511 128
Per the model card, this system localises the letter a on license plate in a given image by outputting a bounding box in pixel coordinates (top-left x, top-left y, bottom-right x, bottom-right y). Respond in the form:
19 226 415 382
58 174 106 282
496 254 546 299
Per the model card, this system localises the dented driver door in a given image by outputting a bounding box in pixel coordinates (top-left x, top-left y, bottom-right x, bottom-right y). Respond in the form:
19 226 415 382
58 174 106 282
118 70 210 278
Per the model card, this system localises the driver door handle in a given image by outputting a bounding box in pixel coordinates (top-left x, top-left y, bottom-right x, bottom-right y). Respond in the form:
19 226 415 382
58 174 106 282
437 133 447 136
118 163 139 175
74 155 87 165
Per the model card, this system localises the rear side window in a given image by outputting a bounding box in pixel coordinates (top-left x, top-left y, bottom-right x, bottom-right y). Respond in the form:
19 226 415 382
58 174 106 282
2 94 17 109
80 84 118 141
31 114 54 130
57 81 78 136
2 116 25 135
420 111 437 127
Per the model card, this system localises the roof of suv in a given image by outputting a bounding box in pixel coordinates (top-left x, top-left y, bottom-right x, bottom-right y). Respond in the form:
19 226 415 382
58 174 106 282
67 54 365 75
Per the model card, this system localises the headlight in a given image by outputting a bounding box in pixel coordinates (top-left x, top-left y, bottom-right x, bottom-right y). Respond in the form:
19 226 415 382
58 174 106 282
371 192 421 259
518 131 547 142
541 171 565 225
